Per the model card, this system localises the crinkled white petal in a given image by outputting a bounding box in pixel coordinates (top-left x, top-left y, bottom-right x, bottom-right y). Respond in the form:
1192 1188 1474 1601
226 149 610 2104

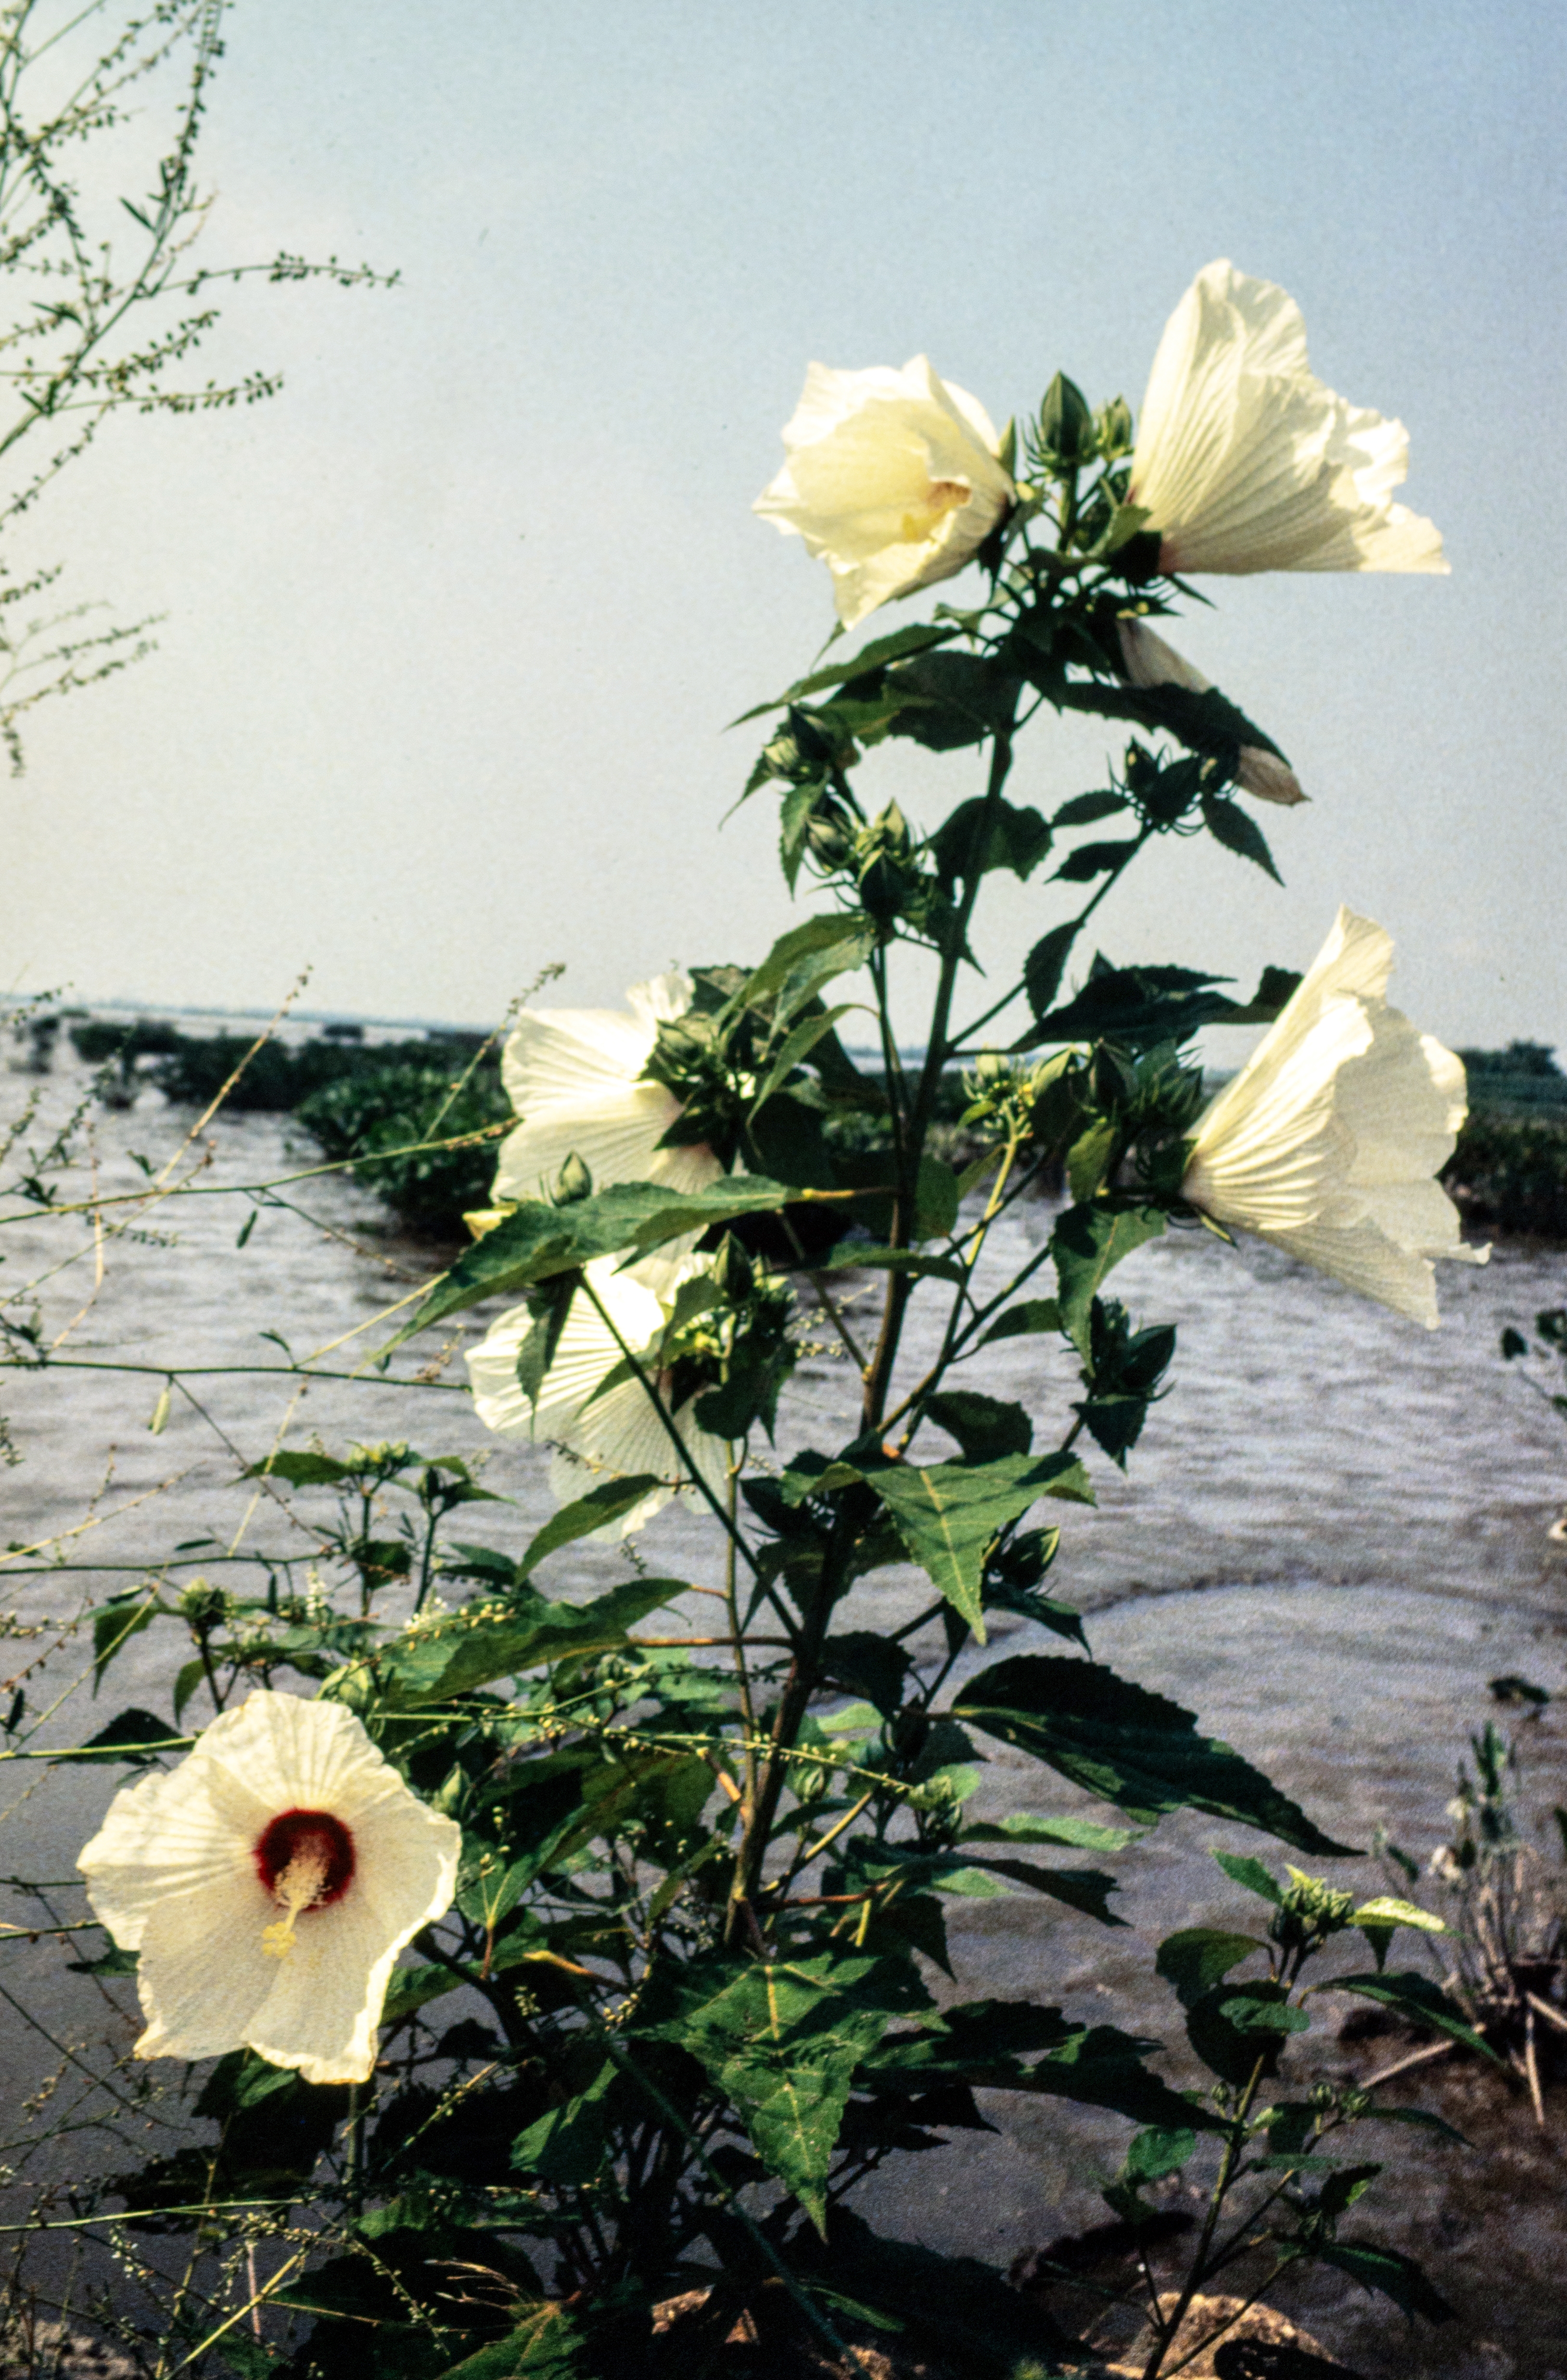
493 973 721 1204
755 355 1014 628
1117 619 1305 806
1182 907 1485 1327
467 1254 733 1529
1129 261 1447 577
78 1692 461 2086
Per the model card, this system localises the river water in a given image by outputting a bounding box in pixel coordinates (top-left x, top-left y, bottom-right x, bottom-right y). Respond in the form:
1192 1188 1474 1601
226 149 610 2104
1 1059 1564 2373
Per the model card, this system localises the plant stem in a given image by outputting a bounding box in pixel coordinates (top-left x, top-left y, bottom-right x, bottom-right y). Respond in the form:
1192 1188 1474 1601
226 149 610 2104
1141 2055 1268 2380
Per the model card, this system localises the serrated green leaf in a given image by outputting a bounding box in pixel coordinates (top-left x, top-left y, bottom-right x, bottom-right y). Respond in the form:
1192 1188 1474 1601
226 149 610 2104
734 623 958 721
1201 793 1283 885
924 1391 1032 1463
1052 1202 1167 1353
955 1656 1358 1852
1156 1928 1266 2010
50 1709 189 1765
242 1450 356 1486
867 1452 1094 1634
1022 922 1079 1023
393 1175 808 1339
637 1953 929 2231
739 915 877 1012
978 1298 1061 1347
1212 1849 1284 1905
516 1478 665 1578
511 2060 617 2185
363 1576 678 1707
1322 1971 1498 2062
1316 2241 1455 2325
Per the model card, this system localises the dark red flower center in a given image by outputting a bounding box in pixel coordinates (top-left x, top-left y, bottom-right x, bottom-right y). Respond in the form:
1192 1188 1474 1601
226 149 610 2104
254 1808 355 1907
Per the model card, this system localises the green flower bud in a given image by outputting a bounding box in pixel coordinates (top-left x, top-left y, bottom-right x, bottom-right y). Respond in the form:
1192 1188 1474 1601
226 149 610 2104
1096 395 1134 459
550 1152 594 1205
1039 371 1096 468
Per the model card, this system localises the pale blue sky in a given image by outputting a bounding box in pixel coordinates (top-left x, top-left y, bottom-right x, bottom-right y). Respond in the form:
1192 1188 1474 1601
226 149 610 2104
2 0 1563 1052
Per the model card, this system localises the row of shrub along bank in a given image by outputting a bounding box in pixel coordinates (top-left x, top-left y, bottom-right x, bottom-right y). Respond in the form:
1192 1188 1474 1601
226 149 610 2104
69 1016 489 1114
71 1016 1567 1246
68 1017 506 1240
1441 1042 1567 1240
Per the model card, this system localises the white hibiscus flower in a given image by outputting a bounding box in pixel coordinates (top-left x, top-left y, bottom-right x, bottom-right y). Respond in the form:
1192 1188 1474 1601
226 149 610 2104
754 356 1014 629
78 1692 460 2086
1129 261 1447 577
1182 908 1486 1327
466 1253 732 1532
490 971 723 1211
1117 617 1305 807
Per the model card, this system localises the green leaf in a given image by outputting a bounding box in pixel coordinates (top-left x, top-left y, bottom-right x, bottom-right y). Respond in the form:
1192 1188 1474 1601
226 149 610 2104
393 1175 808 1338
749 1004 855 1115
67 1942 139 1977
1124 2124 1196 2183
242 1450 355 1486
516 1478 665 1578
1185 1979 1301 2087
1349 1895 1445 1934
1054 836 1142 884
1322 1972 1499 2062
1156 1928 1266 2010
925 1391 1032 1463
735 622 958 719
857 1997 1212 2130
1066 1117 1118 1203
172 1658 210 1727
366 1577 678 1706
955 1656 1358 1852
963 1811 1137 1854
928 795 1051 883
1022 922 1079 1023
637 1953 929 2232
1201 793 1283 884
1217 1991 1311 2035
739 915 877 1013
1051 1202 1167 1353
49 1709 188 1765
1022 956 1296 1050
436 2283 653 2379
914 1153 961 1240
457 1850 534 1934
822 1244 965 1284
1316 2241 1455 2324
90 1594 162 1692
1212 1849 1284 1905
868 1452 1094 1634
978 1297 1060 1347
885 652 1019 751
511 2060 617 2185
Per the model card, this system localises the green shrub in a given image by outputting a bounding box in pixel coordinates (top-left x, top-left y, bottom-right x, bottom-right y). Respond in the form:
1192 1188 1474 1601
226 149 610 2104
294 1060 510 1238
1443 1113 1567 1238
144 1029 484 1113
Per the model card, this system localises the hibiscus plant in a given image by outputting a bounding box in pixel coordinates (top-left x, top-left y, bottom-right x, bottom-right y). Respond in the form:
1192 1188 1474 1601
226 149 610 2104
9 263 1493 2377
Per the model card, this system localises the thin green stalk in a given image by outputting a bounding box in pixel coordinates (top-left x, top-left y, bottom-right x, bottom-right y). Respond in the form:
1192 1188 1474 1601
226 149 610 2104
1140 2054 1269 2380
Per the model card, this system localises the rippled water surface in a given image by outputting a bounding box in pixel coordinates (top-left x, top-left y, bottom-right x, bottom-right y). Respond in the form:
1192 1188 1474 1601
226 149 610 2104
2 1062 1565 2368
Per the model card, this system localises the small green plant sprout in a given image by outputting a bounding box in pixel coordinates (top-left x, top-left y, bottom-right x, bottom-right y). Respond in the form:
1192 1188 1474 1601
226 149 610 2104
1378 1716 1567 2128
1032 1854 1471 2378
